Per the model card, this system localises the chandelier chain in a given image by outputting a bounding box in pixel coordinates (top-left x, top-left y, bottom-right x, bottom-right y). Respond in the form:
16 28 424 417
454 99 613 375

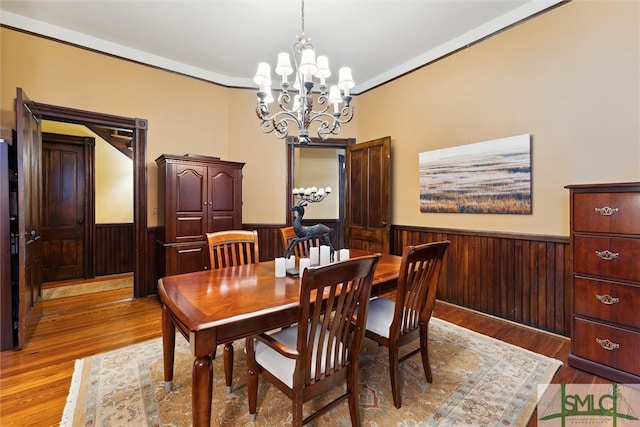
301 0 305 34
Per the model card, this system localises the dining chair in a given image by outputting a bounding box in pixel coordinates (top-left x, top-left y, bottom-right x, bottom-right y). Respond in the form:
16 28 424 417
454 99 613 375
207 229 259 269
364 240 450 408
279 225 321 258
206 229 260 391
246 254 381 426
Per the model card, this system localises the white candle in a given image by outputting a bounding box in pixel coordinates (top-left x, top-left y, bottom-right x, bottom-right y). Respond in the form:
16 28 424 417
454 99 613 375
299 258 311 278
285 255 296 269
275 257 286 277
310 247 319 265
320 245 331 265
339 249 350 261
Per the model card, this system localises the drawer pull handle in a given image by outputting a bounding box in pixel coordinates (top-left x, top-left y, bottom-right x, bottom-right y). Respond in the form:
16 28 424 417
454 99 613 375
594 206 619 216
596 294 619 304
595 250 619 261
596 338 620 351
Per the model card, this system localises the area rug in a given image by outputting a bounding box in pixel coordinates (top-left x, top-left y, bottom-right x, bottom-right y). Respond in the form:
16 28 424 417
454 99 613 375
61 317 562 426
42 276 133 300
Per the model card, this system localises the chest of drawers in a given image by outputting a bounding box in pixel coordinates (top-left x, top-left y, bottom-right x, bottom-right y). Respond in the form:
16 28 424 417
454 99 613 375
566 182 640 383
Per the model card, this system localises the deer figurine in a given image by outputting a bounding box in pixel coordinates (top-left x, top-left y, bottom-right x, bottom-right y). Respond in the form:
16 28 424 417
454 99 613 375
284 203 335 259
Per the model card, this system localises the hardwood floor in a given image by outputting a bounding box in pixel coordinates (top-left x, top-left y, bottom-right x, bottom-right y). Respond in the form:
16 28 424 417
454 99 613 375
0 292 607 426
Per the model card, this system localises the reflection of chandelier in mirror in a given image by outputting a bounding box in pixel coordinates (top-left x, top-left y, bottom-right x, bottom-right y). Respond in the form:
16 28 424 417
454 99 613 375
253 0 355 145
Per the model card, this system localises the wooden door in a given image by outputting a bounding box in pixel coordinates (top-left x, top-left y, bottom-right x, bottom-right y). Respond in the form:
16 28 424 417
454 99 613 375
41 133 94 282
16 88 43 349
345 137 391 253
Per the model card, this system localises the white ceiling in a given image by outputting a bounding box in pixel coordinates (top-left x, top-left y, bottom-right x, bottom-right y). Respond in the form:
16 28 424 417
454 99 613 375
0 0 562 94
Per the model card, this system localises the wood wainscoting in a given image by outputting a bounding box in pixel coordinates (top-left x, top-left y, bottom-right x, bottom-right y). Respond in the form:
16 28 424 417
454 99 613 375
148 223 570 337
392 226 571 337
95 223 134 276
242 223 571 336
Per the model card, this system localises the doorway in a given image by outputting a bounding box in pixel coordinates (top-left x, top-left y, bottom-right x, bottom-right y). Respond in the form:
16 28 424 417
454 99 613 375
286 137 355 249
32 101 150 298
41 123 136 286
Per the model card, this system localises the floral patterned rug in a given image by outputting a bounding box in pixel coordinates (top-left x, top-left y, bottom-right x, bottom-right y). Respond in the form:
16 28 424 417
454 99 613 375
61 317 561 426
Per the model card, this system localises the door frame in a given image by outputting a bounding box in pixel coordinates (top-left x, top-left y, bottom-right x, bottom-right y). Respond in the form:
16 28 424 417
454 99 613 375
33 102 150 297
286 137 355 248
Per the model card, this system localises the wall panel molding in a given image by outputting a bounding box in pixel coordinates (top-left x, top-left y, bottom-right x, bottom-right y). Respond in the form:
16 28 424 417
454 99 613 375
150 223 570 335
392 225 571 336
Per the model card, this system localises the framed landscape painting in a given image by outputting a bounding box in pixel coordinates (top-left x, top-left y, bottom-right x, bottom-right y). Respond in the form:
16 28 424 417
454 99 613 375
419 134 532 214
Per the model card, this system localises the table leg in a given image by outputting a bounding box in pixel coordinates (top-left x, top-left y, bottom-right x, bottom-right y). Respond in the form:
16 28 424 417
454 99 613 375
162 305 175 393
224 342 234 392
192 354 213 427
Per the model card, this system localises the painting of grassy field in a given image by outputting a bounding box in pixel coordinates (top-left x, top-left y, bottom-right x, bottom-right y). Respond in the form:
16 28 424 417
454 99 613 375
419 134 531 214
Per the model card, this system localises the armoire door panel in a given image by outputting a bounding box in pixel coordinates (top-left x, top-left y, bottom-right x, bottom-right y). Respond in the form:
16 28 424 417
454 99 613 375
175 215 206 242
176 166 207 212
209 215 235 232
209 171 235 211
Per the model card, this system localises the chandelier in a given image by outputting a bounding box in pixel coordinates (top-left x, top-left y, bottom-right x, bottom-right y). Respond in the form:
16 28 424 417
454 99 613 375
253 0 355 144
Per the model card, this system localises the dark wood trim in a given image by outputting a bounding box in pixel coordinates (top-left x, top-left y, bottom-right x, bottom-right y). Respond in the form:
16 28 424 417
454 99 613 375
33 102 150 298
0 141 12 350
132 118 148 297
285 137 355 228
392 225 569 245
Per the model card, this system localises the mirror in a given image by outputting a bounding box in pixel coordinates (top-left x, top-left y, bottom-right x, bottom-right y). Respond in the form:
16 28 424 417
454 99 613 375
286 137 355 249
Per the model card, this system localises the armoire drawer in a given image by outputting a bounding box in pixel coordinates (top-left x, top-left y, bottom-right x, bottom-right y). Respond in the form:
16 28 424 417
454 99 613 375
573 235 640 281
573 318 640 376
573 192 640 234
574 277 640 328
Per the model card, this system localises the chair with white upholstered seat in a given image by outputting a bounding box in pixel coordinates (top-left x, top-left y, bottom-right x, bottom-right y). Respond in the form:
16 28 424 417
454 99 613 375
365 240 450 408
246 254 380 426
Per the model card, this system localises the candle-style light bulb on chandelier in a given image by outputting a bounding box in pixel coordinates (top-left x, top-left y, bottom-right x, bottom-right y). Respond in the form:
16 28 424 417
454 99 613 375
254 0 355 144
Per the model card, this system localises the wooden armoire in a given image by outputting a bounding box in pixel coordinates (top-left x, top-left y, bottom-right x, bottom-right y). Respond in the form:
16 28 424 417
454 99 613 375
155 154 244 277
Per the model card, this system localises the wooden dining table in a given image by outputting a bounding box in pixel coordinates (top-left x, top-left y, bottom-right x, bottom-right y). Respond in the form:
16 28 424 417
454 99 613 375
158 250 402 427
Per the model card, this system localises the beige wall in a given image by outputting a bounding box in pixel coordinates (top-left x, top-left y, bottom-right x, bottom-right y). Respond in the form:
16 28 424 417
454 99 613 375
357 0 639 235
1 0 638 234
0 29 231 227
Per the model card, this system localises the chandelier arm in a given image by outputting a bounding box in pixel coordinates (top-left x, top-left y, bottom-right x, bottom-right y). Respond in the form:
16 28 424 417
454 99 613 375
318 122 341 139
307 93 330 116
259 117 290 140
258 108 304 140
308 107 355 126
310 112 343 139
